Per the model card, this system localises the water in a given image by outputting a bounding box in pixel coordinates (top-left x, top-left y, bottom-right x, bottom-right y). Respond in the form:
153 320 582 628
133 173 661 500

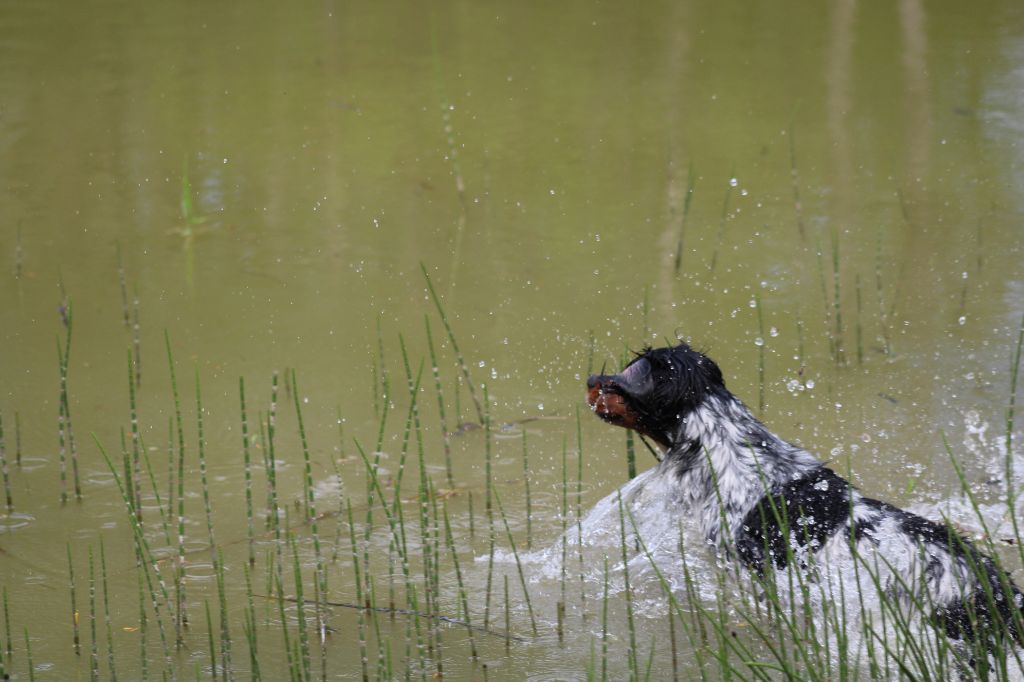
1 0 1024 678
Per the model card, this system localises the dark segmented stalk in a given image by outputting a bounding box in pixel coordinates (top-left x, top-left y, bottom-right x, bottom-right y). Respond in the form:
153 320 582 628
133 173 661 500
117 242 130 327
442 500 477 659
521 430 532 549
23 628 34 682
788 121 806 241
290 369 328 661
88 546 99 681
195 367 216 558
137 569 148 682
855 273 864 365
132 285 142 387
204 601 218 681
215 550 233 681
67 544 80 655
1007 312 1024 461
346 499 370 682
422 264 484 424
99 538 117 682
13 412 20 468
755 294 766 416
575 407 586 608
709 168 735 274
0 414 11 511
165 332 189 637
617 492 638 679
601 558 609 682
242 563 260 682
240 378 255 567
492 488 537 635
831 225 846 365
425 316 454 489
128 351 142 520
289 534 311 682
673 162 696 274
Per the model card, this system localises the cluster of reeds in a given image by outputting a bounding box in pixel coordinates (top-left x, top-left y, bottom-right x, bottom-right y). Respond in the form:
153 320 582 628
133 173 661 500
0 241 1022 681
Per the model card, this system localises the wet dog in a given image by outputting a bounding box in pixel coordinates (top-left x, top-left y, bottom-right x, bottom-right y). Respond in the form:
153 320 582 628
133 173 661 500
587 342 1024 662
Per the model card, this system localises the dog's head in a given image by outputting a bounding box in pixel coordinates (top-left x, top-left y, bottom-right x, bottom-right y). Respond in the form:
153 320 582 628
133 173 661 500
586 342 725 447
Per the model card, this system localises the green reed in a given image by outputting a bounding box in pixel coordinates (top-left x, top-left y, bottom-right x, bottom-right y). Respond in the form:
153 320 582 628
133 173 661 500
0 413 11 511
88 546 98 680
788 121 807 242
673 162 696 275
137 570 148 682
23 628 34 682
442 500 477 658
132 285 142 388
616 492 638 681
67 544 80 655
831 224 846 365
2 587 9 671
422 264 484 424
346 498 369 682
1007 312 1024 462
195 368 216 555
755 294 766 416
13 411 20 468
600 558 609 682
240 378 256 567
127 351 142 519
708 168 735 275
423 316 455 487
99 539 117 682
164 332 189 638
493 487 537 635
521 430 533 549
56 301 80 502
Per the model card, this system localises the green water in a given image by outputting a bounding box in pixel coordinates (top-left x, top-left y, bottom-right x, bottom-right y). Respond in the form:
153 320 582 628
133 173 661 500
1 0 1023 679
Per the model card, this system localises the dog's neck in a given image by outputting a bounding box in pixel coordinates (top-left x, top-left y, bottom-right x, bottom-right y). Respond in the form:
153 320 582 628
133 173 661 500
659 392 821 550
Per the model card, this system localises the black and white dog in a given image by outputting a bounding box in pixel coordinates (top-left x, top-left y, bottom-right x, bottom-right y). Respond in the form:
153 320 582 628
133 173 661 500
586 342 1024 661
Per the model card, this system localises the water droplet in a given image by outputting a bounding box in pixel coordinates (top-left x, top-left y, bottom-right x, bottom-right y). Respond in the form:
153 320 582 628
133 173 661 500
754 337 764 347
806 379 816 389
729 177 738 187
769 327 779 337
749 299 757 308
478 360 486 368
958 316 966 325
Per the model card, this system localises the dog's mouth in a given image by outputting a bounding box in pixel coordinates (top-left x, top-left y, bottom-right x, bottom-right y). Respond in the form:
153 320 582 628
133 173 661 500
586 375 642 430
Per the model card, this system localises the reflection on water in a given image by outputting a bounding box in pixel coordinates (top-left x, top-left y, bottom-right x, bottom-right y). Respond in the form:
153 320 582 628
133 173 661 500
1 0 1023 678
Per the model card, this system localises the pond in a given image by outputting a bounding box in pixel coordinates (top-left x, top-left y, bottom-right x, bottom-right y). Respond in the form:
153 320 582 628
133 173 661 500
1 0 1023 679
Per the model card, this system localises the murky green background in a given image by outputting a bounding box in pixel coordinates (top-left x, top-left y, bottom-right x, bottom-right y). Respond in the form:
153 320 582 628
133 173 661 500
2 0 1023 679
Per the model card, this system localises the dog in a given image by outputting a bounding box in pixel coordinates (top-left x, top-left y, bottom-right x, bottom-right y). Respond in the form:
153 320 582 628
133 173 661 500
586 342 1024 665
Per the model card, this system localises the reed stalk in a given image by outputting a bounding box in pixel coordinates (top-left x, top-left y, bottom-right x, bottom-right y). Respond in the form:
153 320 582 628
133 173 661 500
99 539 117 682
195 368 216 556
23 628 34 682
755 294 766 416
425 316 454 489
442 500 477 658
137 570 148 682
240 377 256 567
1007 312 1024 461
346 499 370 682
164 332 189 637
67 544 80 655
617 492 639 681
13 412 20 468
788 121 806 241
521 430 532 549
88 547 99 681
128 351 142 520
493 487 537 634
673 162 696 275
0 414 11 511
709 169 735 274
422 264 484 424
204 601 218 681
